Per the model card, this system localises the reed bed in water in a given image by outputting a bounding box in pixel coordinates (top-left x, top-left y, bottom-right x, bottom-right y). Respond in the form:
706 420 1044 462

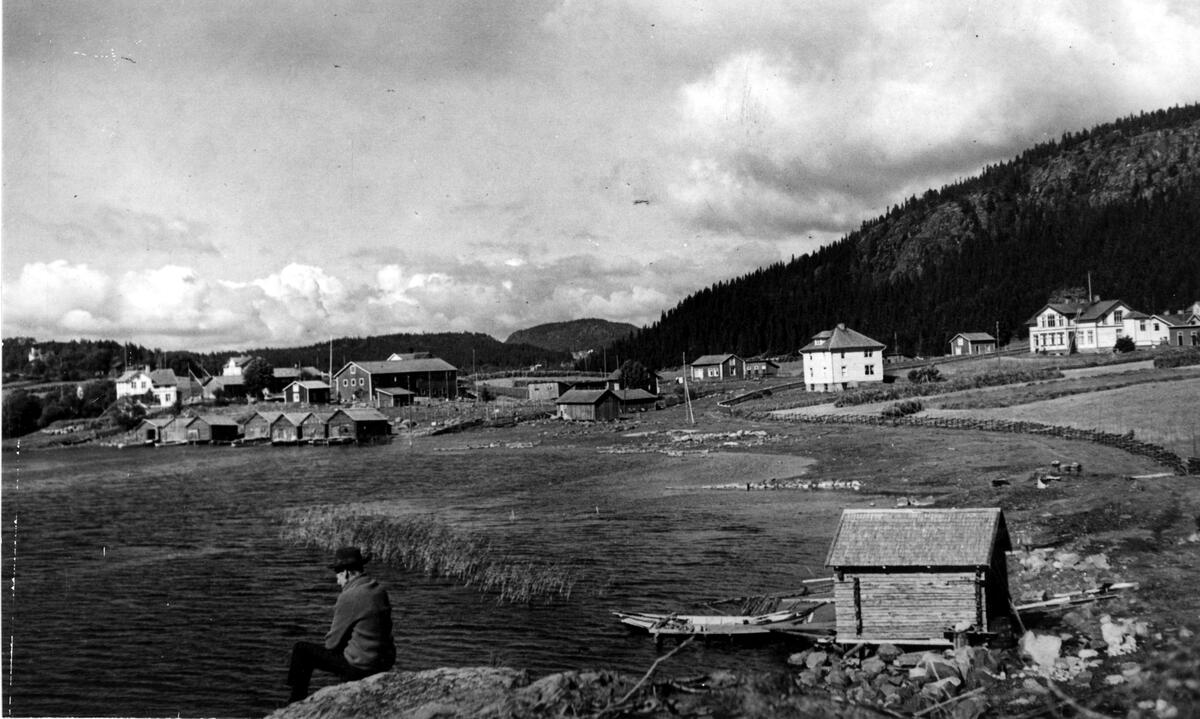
280 505 576 604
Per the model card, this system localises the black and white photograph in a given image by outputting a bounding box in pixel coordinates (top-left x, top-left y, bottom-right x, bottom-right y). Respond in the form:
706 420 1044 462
3 1 1200 717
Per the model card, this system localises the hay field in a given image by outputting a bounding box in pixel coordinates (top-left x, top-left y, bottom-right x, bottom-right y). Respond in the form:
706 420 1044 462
925 375 1200 458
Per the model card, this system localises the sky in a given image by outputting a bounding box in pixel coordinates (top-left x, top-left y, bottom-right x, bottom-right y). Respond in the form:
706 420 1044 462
4 1 1199 352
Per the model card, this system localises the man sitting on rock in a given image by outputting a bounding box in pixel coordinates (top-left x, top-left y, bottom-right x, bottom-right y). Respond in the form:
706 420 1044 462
287 546 396 703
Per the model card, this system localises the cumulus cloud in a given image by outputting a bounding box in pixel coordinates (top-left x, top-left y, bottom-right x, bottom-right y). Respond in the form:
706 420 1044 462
666 1 1200 238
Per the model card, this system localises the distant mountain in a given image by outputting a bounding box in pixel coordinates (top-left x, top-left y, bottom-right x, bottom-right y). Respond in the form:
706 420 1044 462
506 318 638 354
611 104 1200 368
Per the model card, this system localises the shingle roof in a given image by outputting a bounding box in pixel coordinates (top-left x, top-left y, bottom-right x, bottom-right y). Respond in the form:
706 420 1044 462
1024 301 1090 326
953 332 995 343
825 508 1009 568
336 408 389 421
800 325 886 353
690 354 739 366
375 386 415 395
614 389 657 401
275 412 314 425
196 415 239 427
289 380 329 389
147 369 178 386
556 389 615 405
342 358 458 374
1077 299 1129 323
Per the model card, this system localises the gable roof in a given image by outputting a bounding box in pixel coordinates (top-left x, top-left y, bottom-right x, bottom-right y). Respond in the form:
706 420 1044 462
690 354 740 366
272 367 302 379
248 411 284 424
556 388 616 405
1024 301 1090 326
952 332 996 343
284 380 330 390
825 508 1010 568
193 415 239 427
1076 299 1132 323
331 408 389 422
272 412 315 426
800 324 886 353
614 388 657 402
336 358 458 376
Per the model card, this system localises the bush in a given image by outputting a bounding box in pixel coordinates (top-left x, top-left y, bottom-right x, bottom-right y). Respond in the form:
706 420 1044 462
1114 336 1136 353
1154 347 1200 368
907 365 943 384
881 399 923 418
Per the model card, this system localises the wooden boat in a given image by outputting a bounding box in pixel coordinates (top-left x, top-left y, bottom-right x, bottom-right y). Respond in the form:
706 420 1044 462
615 581 835 638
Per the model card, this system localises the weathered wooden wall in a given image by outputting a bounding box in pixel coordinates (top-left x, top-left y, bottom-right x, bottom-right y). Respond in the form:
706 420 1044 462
833 570 984 642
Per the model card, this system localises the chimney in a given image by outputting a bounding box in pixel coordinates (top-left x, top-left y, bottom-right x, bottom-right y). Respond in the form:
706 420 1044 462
836 323 846 330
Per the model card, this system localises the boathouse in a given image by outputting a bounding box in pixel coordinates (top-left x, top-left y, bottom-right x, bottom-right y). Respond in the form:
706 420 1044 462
824 508 1013 645
242 411 283 441
270 412 322 444
325 408 392 443
134 417 172 443
161 415 240 444
555 388 620 421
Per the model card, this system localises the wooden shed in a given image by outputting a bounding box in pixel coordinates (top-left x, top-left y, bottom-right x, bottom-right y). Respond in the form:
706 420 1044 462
242 411 283 442
133 417 172 443
271 412 322 444
556 388 620 421
825 508 1013 645
325 408 392 443
161 415 240 444
374 386 414 407
283 380 331 405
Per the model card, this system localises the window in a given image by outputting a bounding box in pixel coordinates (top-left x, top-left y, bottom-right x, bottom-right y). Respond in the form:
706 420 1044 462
1153 322 1160 331
840 365 847 377
864 350 874 357
864 365 875 375
1114 310 1123 324
358 378 365 386
840 352 845 359
1140 320 1147 332
342 379 348 387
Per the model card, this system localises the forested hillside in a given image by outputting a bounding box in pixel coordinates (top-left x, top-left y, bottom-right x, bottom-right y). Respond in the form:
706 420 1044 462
2 332 571 384
611 104 1200 368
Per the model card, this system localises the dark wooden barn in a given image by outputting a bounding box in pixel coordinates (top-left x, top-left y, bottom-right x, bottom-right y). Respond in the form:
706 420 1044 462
325 408 392 443
825 508 1013 645
555 388 620 421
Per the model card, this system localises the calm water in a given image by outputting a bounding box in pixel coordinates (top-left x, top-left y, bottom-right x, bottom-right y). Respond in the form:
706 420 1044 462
3 438 849 717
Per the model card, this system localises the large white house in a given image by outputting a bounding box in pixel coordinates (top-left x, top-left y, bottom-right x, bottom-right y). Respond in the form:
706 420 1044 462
115 367 180 407
800 324 885 392
1027 298 1175 354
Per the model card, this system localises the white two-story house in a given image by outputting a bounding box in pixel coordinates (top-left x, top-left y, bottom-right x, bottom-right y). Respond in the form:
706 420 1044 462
800 324 885 392
115 367 180 407
1028 297 1173 354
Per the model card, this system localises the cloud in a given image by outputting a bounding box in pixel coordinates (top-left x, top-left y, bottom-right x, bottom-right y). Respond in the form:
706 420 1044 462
666 1 1200 238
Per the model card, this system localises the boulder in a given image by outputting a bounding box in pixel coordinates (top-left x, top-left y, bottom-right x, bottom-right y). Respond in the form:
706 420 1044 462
876 643 902 662
861 657 887 678
805 651 829 670
1020 631 1062 672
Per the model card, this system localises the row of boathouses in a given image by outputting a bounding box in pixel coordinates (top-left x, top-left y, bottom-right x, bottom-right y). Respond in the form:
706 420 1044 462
133 408 392 446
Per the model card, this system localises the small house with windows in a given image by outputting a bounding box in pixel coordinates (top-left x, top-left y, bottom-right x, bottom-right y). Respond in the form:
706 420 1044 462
688 354 745 382
283 380 330 405
613 388 659 412
1165 302 1200 348
825 508 1014 645
745 357 781 379
799 324 885 392
949 332 996 356
555 388 620 421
